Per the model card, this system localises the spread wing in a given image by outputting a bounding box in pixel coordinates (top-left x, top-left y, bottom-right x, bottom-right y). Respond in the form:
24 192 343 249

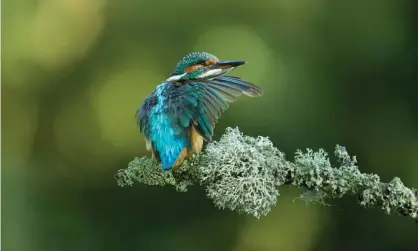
167 76 263 141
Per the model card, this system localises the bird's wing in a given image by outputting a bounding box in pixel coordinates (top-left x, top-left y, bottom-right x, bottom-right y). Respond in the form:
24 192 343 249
136 94 157 137
167 76 263 141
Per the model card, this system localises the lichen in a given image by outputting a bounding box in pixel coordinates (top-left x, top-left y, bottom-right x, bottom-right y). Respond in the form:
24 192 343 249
197 127 287 218
115 127 418 220
115 156 201 192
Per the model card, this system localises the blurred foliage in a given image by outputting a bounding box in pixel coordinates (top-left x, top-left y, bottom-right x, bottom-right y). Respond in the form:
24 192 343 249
2 0 418 250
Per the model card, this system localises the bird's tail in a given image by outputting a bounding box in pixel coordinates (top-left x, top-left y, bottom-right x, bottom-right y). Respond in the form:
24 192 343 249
149 126 203 171
160 126 203 170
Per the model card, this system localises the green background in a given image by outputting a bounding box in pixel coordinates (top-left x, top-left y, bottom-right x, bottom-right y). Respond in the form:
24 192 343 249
2 0 418 250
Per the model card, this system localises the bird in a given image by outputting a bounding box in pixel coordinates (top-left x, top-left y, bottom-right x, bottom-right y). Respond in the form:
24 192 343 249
136 52 263 171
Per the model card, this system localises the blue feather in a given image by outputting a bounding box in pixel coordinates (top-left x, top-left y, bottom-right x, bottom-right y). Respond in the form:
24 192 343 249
149 112 187 170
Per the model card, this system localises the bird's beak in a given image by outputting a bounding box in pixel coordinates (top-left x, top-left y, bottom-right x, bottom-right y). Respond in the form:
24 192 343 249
213 60 246 69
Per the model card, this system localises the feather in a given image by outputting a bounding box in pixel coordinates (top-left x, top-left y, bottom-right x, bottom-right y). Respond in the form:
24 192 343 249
203 96 221 118
201 101 217 124
204 86 230 110
216 76 263 97
194 112 212 139
204 83 237 102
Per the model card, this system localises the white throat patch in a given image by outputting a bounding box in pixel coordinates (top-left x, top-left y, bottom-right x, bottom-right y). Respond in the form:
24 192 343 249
166 73 186 82
197 69 223 79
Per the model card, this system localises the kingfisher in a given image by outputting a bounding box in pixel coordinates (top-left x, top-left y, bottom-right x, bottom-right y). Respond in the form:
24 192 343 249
136 52 263 171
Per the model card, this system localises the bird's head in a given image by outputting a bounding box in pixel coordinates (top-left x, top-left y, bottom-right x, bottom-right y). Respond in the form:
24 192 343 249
166 52 246 82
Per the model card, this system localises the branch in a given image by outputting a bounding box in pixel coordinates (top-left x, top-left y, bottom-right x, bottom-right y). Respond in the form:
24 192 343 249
115 127 418 220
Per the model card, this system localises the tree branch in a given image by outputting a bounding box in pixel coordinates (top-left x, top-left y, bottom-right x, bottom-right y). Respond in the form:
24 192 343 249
115 127 418 220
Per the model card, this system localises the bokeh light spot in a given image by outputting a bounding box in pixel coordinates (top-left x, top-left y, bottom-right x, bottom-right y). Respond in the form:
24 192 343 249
90 67 164 150
29 0 105 69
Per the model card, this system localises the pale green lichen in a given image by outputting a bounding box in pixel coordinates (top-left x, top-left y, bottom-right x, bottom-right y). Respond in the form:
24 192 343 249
115 127 418 220
197 127 287 218
115 155 201 192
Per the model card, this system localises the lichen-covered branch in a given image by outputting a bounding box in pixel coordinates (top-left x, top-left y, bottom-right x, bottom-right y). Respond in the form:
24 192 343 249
115 127 418 220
